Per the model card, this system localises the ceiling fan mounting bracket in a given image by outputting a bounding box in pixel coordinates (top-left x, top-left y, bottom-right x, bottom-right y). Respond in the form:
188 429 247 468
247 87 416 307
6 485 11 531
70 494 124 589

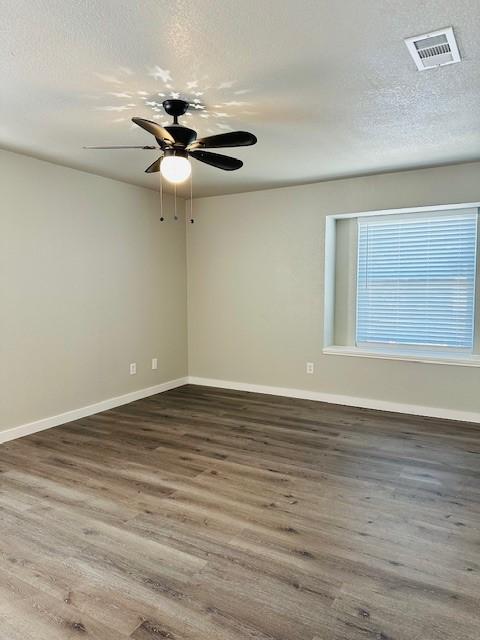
163 99 189 124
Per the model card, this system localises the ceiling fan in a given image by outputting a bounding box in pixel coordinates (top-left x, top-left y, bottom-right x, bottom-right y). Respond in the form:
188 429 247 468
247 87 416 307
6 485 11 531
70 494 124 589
84 99 257 184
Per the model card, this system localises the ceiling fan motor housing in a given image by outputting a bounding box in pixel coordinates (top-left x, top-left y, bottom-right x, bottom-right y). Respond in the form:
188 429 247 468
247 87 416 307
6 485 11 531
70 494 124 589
164 125 197 148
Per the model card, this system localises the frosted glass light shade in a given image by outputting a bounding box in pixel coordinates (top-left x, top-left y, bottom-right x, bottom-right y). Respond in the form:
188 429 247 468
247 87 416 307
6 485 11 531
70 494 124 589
160 155 191 183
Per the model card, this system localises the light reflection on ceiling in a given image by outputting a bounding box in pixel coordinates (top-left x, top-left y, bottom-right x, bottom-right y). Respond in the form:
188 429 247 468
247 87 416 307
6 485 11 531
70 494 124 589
93 66 255 135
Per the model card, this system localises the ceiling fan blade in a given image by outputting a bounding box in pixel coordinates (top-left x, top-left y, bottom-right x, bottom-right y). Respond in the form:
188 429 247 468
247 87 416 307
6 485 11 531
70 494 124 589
83 145 158 150
132 118 175 146
145 157 162 174
190 150 243 171
188 131 256 150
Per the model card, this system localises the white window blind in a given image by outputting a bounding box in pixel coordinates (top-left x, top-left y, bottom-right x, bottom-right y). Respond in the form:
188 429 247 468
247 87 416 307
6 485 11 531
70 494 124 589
356 210 478 351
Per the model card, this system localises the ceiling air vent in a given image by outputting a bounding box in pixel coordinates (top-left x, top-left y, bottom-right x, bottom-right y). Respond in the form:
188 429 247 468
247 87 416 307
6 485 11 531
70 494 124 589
404 27 461 70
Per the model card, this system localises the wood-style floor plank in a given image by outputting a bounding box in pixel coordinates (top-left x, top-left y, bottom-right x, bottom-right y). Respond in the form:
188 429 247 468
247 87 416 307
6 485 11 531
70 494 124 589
1 384 480 639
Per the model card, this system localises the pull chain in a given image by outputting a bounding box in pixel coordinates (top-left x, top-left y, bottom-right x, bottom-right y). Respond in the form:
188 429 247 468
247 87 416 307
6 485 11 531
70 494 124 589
159 172 164 222
189 170 194 223
174 182 178 221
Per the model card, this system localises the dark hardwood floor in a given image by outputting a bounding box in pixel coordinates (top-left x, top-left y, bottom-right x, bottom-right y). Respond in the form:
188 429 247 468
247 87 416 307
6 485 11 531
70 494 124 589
1 384 480 639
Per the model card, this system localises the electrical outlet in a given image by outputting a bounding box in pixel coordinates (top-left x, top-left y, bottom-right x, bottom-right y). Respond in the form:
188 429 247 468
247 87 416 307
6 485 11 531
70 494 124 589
306 362 314 374
129 362 137 375
152 358 158 370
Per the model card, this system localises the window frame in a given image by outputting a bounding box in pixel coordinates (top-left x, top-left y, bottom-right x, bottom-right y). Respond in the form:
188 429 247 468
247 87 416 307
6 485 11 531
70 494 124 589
323 202 480 366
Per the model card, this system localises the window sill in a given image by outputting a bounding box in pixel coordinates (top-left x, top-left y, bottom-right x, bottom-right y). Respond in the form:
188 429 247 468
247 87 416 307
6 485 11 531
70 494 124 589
322 346 480 367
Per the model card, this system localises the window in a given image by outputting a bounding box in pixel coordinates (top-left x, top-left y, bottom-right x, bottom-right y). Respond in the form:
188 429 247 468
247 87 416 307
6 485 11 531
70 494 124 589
356 210 478 353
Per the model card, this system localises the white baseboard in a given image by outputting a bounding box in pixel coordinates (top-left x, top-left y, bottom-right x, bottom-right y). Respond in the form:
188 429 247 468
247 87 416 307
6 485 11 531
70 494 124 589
3 374 478 445
187 376 480 424
0 377 188 445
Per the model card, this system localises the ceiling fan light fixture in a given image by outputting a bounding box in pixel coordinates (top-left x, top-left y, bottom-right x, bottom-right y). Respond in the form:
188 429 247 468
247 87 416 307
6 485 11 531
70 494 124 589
85 100 256 182
160 152 191 183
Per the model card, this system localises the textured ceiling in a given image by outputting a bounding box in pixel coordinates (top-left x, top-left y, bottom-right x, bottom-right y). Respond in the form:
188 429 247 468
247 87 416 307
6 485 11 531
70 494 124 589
1 0 480 197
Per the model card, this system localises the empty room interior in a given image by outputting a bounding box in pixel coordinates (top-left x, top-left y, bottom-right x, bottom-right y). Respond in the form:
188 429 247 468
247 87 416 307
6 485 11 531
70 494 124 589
2 1 480 638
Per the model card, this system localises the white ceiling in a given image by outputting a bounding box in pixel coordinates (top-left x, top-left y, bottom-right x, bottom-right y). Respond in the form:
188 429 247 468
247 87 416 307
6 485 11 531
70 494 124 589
2 0 480 197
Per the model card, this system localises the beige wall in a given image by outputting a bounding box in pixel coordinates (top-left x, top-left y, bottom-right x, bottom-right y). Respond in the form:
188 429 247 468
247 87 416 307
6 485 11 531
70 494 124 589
0 149 187 430
187 161 480 414
3 151 480 431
